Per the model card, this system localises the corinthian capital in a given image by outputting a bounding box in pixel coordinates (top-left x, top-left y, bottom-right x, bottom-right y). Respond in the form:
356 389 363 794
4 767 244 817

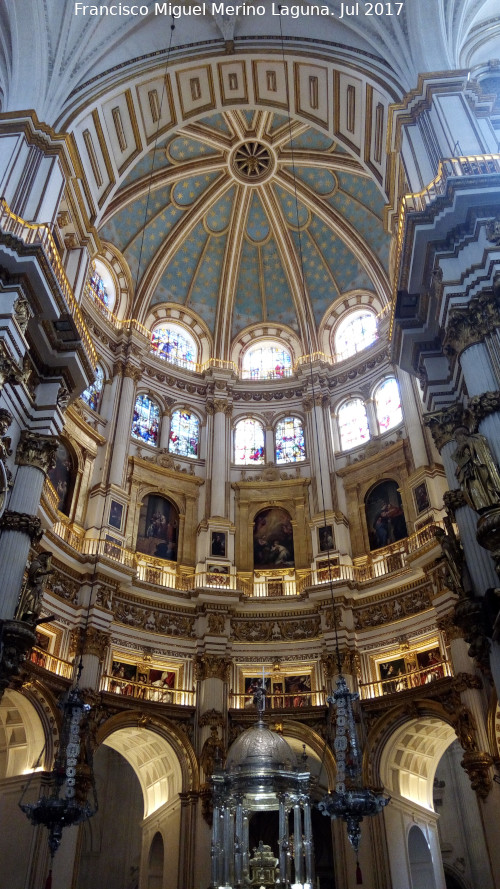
16 431 58 474
444 292 500 358
194 654 231 682
424 403 465 452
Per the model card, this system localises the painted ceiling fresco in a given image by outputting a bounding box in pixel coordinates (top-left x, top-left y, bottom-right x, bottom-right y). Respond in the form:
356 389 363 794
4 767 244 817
99 110 391 344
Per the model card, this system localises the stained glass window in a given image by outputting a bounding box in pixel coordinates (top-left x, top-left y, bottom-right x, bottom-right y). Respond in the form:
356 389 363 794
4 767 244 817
131 394 160 447
168 410 199 458
89 267 111 310
151 323 197 369
242 342 292 380
234 418 265 465
275 416 306 463
374 378 403 432
334 310 377 361
338 398 370 450
80 365 104 412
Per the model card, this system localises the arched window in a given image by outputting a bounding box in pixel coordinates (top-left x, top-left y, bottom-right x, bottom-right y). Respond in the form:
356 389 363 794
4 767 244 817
131 394 160 447
374 378 403 432
169 410 199 458
151 323 197 369
275 417 306 464
338 398 370 450
242 341 292 380
334 310 377 361
80 365 104 412
88 260 115 312
234 418 265 465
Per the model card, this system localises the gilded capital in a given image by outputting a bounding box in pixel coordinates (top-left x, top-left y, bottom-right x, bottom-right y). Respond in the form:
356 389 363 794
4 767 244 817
302 395 313 413
207 399 232 416
444 292 500 359
468 390 500 427
194 654 231 682
83 627 111 660
424 403 465 452
15 430 58 474
123 364 142 383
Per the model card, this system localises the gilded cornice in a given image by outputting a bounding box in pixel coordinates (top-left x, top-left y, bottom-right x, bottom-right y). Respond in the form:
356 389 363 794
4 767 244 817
130 454 204 484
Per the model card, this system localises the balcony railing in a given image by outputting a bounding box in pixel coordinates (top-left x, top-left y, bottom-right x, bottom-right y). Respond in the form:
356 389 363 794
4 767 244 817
359 658 453 700
48 520 442 596
29 647 74 679
101 674 195 705
230 689 327 709
0 198 97 366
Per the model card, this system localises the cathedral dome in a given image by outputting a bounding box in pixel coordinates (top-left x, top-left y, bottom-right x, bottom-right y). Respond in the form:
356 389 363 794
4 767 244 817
226 721 297 772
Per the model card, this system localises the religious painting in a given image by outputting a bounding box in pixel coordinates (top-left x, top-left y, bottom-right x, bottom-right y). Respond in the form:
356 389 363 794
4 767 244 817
31 630 51 666
271 681 284 708
244 676 270 708
318 525 334 552
104 534 122 559
211 531 226 557
48 441 74 515
109 499 124 531
379 657 406 693
253 506 294 569
416 647 443 683
206 564 230 586
413 481 430 515
284 675 311 707
365 479 407 551
136 494 179 561
110 660 137 695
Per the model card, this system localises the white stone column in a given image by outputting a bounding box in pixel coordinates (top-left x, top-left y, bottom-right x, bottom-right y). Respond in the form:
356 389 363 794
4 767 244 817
108 366 139 488
459 343 497 396
0 431 58 619
306 395 333 513
396 367 429 467
208 399 230 519
159 409 172 450
265 425 274 462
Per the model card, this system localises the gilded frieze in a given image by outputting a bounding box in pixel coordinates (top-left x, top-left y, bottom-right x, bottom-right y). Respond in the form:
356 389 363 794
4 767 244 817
353 585 432 629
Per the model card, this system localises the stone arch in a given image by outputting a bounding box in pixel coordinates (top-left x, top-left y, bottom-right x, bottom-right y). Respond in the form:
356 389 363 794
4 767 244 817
408 824 437 889
364 701 458 809
0 685 59 778
95 710 199 816
280 719 336 794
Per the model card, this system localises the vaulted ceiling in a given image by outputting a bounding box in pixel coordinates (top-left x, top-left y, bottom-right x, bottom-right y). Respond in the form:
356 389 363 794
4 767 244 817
99 110 390 347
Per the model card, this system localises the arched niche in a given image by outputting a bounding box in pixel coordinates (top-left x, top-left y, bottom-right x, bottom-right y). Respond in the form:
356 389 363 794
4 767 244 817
364 478 407 552
136 494 179 562
48 439 77 515
253 506 294 570
408 825 437 889
147 832 164 889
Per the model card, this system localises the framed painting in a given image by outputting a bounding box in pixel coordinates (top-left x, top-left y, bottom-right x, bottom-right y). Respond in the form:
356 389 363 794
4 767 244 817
318 525 334 552
109 499 124 530
413 481 430 515
211 531 226 557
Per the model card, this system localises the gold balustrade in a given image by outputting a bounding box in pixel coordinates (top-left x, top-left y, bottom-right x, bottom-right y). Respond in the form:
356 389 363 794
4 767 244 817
359 657 453 700
29 647 74 679
0 198 97 365
101 674 195 706
48 520 442 594
230 689 326 709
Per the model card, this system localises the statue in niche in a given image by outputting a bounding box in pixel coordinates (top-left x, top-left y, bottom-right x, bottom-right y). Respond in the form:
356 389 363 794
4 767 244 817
452 427 500 514
434 521 471 597
16 551 52 623
200 725 225 781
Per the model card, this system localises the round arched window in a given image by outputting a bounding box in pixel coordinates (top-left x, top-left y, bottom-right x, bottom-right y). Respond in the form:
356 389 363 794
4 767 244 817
169 410 200 458
242 341 292 380
338 398 370 450
151 323 197 369
275 417 305 463
334 310 377 361
88 260 115 312
374 378 402 433
80 365 104 413
234 418 265 464
131 395 160 447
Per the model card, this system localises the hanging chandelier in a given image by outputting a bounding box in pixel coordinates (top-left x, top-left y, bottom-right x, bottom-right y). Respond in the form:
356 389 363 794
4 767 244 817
318 670 390 881
19 667 98 879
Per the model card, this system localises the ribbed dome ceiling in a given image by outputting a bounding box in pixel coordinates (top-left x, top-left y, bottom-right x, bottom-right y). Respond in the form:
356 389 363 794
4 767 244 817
99 109 391 353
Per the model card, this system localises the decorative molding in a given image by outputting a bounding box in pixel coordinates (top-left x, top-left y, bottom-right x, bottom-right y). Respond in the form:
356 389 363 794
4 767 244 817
194 655 231 682
231 616 321 642
0 509 42 542
353 585 432 629
15 430 58 474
